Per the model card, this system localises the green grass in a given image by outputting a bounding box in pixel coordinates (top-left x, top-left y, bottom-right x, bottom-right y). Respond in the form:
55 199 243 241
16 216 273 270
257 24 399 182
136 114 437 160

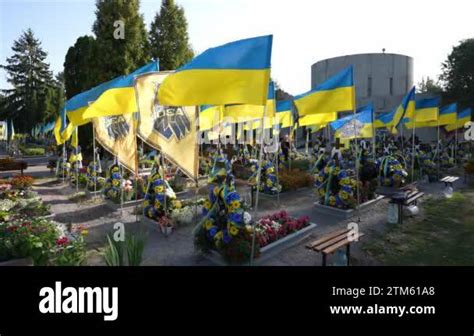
363 190 474 266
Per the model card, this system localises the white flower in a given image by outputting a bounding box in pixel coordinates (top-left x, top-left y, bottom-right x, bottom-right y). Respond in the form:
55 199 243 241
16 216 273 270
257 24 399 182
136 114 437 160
244 212 252 224
0 199 15 212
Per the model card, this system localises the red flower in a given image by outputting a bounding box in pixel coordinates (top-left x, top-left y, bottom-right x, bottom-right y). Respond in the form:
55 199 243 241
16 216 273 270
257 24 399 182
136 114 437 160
56 237 70 246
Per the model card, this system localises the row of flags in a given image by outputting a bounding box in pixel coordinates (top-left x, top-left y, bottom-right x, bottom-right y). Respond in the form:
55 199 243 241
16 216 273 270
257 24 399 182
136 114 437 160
31 121 55 139
0 120 15 141
52 34 472 177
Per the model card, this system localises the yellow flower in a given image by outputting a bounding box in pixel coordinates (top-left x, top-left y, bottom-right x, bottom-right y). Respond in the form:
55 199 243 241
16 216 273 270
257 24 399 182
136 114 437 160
204 200 212 210
230 200 240 210
319 189 325 196
213 186 220 196
245 225 253 233
81 230 89 236
204 220 213 230
214 231 223 241
229 225 239 236
172 200 182 209
155 185 165 193
143 200 150 207
329 196 336 206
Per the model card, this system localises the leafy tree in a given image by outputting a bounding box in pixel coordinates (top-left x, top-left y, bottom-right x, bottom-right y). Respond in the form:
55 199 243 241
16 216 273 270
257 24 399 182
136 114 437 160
274 81 293 100
149 0 194 70
93 0 150 82
440 39 474 108
1 29 54 132
417 76 443 96
63 36 99 98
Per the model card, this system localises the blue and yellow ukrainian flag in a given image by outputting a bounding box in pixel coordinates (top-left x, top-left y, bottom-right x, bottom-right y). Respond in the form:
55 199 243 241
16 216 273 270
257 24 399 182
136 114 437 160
386 86 416 133
54 116 64 145
331 104 374 139
294 66 355 117
298 112 338 127
81 61 159 120
445 107 472 132
274 100 293 129
374 109 394 129
199 105 223 131
158 35 273 106
404 97 440 129
224 81 276 122
437 103 458 126
71 127 79 148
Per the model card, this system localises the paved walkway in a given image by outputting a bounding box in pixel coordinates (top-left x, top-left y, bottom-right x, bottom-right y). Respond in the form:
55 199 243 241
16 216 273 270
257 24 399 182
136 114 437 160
31 164 467 266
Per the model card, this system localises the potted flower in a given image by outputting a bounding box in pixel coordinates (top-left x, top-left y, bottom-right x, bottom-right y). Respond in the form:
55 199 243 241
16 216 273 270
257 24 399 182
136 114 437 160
158 216 175 236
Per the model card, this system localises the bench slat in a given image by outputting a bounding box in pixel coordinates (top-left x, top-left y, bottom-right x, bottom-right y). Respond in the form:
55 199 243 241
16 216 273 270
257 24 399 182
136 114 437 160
313 234 348 252
306 229 351 250
405 192 424 205
323 234 365 255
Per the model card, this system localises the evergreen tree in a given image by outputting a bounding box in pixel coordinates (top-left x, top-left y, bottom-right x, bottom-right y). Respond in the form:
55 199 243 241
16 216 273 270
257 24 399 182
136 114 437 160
149 0 194 70
93 0 150 82
1 29 54 132
46 72 66 121
63 36 99 98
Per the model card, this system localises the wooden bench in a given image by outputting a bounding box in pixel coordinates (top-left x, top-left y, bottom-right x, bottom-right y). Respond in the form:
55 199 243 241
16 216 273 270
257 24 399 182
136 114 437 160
0 161 28 175
440 176 459 188
306 229 365 266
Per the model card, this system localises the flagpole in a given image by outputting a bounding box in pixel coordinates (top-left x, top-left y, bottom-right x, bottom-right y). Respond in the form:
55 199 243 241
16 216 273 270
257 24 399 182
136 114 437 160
161 152 167 213
436 121 440 180
93 126 97 195
119 158 124 217
75 127 79 193
372 109 376 161
455 128 458 166
353 105 361 223
276 127 281 208
305 128 309 156
62 144 66 184
411 123 416 183
250 105 267 266
401 124 405 153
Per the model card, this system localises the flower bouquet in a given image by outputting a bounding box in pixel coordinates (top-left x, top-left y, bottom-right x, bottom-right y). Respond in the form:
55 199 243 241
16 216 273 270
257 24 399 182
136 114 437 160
169 199 204 227
195 157 254 264
376 156 408 188
11 175 34 190
418 151 437 182
122 179 134 202
104 164 122 203
248 160 282 195
86 162 105 192
314 162 359 209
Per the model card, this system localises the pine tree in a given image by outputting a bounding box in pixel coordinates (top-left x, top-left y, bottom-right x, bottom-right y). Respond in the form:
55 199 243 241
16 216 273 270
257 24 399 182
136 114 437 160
1 28 54 132
149 0 194 71
93 0 150 82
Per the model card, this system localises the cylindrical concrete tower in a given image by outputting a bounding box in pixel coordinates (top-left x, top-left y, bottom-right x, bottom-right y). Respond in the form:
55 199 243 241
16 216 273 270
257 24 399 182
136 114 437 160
311 53 414 114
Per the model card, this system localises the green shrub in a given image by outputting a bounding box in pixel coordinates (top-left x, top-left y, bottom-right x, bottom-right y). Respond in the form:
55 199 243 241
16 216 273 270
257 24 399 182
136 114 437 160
22 148 45 156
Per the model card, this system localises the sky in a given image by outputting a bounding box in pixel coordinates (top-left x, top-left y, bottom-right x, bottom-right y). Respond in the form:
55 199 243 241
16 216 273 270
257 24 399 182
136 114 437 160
1 0 474 96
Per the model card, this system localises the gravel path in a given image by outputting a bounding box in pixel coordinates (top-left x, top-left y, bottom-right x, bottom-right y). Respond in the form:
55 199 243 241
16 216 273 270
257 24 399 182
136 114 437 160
32 165 467 266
